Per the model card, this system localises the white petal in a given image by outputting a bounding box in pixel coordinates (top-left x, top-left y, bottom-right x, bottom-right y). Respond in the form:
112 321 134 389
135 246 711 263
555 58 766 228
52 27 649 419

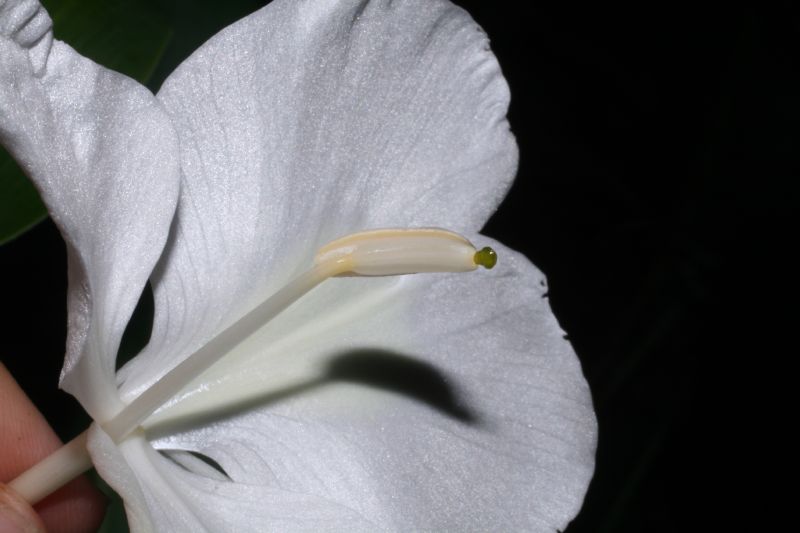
0 0 52 74
145 240 596 531
86 426 155 533
88 427 378 532
0 9 180 419
118 0 516 397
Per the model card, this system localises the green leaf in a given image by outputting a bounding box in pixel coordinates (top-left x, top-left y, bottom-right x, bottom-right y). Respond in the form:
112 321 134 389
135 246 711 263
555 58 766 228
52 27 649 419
44 0 173 83
0 152 48 244
0 0 172 245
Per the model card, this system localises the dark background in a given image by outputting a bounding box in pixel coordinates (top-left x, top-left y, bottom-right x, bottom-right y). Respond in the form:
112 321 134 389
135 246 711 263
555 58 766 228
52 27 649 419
2 1 797 531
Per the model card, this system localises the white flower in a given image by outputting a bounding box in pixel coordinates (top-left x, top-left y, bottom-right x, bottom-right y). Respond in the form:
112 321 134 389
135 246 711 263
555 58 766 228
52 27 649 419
1 0 596 531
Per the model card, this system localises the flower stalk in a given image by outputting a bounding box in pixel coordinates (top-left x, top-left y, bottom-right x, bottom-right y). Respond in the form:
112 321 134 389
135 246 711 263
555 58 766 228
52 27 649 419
8 431 91 504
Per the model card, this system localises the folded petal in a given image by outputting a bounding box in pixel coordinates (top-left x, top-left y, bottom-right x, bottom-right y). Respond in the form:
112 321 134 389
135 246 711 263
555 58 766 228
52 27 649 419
118 0 517 396
0 0 52 74
140 240 596 531
88 427 379 532
0 2 180 420
86 426 155 533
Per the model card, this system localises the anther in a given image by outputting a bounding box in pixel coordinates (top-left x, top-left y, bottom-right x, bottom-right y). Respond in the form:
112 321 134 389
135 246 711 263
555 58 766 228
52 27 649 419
315 228 484 276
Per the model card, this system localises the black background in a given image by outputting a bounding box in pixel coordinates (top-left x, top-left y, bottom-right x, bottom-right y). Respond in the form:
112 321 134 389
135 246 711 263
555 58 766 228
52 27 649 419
2 1 797 531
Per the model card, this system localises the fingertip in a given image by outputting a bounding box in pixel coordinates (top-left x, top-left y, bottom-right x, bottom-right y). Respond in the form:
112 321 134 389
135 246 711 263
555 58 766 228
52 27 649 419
0 482 46 533
35 475 107 533
0 364 107 532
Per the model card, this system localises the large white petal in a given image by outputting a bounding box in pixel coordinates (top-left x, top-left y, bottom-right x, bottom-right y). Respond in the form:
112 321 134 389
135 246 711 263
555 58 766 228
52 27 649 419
121 240 596 531
0 2 180 420
118 0 517 397
89 427 380 532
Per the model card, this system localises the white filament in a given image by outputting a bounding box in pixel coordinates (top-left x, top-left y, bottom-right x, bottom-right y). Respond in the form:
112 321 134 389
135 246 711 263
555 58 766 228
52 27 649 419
102 228 480 441
9 228 490 505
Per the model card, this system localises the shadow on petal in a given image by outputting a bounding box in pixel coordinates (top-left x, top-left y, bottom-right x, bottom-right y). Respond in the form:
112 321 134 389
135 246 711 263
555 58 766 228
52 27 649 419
147 349 479 441
324 349 479 424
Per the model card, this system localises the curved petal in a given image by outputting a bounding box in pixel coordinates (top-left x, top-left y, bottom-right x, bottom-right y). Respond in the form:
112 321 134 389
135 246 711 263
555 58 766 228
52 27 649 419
0 2 181 420
0 0 53 74
118 0 516 397
86 426 155 533
143 240 596 531
88 427 379 532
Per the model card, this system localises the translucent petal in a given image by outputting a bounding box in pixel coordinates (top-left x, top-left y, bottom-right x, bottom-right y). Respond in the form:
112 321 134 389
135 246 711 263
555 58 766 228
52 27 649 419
0 3 180 419
117 0 517 398
88 427 378 532
136 240 596 531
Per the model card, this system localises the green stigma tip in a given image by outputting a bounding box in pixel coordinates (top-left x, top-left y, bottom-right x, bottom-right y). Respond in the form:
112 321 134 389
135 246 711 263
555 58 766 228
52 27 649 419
474 247 497 269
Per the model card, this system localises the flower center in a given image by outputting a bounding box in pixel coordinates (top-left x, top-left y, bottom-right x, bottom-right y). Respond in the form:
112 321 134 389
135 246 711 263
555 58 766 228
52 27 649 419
101 228 495 442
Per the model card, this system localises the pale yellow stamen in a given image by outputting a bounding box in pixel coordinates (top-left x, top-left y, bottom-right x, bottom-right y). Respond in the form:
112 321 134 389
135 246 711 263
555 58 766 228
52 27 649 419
9 227 497 504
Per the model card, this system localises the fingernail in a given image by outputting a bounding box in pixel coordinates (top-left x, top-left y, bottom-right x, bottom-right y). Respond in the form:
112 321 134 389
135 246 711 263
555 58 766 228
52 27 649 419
0 483 45 533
